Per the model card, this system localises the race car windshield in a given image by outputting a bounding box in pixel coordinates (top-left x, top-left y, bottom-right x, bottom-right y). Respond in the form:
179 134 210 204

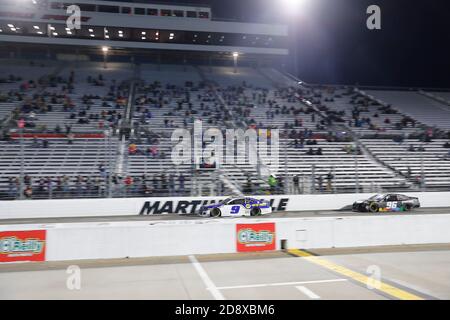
368 194 385 201
220 198 232 204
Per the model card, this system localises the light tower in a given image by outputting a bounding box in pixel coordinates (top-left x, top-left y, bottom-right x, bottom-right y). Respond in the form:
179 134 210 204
102 46 109 69
232 52 239 74
281 0 307 78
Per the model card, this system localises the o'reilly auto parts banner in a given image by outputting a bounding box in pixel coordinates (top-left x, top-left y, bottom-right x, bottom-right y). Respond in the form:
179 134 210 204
0 230 46 263
236 223 276 252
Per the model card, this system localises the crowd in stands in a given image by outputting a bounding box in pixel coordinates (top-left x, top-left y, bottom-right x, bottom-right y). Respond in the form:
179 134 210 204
8 71 128 134
3 61 450 199
5 172 189 199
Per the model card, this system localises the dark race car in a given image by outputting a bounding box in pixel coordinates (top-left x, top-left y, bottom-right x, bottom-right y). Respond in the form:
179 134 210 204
352 193 420 213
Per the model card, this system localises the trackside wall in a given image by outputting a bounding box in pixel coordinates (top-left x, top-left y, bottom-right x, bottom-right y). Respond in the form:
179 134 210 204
1 214 450 262
1 192 450 219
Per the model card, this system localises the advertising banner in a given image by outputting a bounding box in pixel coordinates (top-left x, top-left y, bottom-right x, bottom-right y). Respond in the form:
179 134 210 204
0 230 46 263
236 223 276 252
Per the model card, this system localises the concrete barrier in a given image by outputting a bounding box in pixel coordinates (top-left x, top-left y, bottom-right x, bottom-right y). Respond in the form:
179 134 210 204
1 192 450 220
2 213 450 262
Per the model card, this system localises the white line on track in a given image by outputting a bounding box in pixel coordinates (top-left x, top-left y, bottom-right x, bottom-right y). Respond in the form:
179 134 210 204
215 278 347 290
296 285 321 299
188 255 225 300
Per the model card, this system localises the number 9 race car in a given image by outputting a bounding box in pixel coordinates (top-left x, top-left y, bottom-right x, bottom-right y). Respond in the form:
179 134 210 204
199 197 272 217
352 193 420 213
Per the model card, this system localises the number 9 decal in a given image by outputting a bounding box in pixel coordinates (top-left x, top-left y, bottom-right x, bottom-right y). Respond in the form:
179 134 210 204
231 206 240 214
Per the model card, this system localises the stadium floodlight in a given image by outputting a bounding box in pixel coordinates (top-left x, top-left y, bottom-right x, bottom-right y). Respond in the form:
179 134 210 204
232 52 239 73
102 47 109 69
281 0 307 16
33 26 40 30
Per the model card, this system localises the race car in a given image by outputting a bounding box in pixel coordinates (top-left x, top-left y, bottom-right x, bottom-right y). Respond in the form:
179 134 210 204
199 197 272 217
352 193 420 213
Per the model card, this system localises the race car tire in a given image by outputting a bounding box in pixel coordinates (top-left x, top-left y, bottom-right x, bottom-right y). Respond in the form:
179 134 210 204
210 208 221 217
404 204 412 211
250 208 261 216
369 203 379 213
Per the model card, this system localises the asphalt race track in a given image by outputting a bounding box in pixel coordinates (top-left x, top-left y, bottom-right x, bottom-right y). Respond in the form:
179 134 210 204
1 207 449 225
1 208 450 300
0 245 449 299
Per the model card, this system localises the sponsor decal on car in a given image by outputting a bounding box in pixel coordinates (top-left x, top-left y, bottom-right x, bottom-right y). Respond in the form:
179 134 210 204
0 230 46 263
236 223 276 252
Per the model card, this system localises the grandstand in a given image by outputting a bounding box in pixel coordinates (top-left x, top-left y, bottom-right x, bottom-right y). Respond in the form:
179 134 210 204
4 58 449 199
0 0 449 201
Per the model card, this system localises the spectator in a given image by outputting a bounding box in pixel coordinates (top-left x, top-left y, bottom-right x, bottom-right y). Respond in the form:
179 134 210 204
317 175 324 193
244 173 253 194
268 175 277 194
124 176 134 194
98 163 106 179
150 146 159 158
24 175 31 186
32 136 40 148
406 167 412 179
306 148 314 155
178 173 185 194
24 186 33 199
152 175 159 193
168 173 175 195
161 173 167 194
67 133 74 144
61 175 70 194
8 177 18 198
315 147 323 155
128 143 137 155
326 170 334 192
293 175 300 194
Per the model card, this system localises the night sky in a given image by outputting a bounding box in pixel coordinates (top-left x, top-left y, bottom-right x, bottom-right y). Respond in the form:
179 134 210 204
138 0 450 88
